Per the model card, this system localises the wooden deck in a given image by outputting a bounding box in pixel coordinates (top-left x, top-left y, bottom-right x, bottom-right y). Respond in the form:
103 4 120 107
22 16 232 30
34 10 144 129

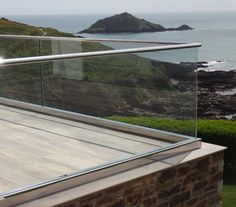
0 104 169 194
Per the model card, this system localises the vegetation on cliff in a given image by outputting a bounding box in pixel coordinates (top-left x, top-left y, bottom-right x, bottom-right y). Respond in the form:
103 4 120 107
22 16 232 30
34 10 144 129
0 17 73 37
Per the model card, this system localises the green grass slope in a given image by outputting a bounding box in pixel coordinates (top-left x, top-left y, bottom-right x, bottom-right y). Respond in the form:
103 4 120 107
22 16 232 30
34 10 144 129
0 17 73 37
223 185 236 207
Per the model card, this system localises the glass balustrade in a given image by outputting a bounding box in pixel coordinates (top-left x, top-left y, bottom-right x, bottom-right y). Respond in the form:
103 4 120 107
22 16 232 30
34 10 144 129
0 35 201 199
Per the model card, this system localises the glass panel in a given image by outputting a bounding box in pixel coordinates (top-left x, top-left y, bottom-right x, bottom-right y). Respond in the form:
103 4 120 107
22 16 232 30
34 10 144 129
87 40 165 50
0 37 171 58
0 39 40 58
0 63 42 105
0 38 42 105
39 40 113 56
42 46 198 137
0 37 199 197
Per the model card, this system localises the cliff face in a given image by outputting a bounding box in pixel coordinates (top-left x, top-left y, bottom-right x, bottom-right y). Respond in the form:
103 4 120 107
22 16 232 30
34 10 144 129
80 12 193 33
0 17 74 37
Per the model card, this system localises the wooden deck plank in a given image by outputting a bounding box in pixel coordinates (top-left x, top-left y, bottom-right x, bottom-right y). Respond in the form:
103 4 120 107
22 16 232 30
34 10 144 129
0 107 162 153
0 104 169 194
0 105 169 146
0 119 131 193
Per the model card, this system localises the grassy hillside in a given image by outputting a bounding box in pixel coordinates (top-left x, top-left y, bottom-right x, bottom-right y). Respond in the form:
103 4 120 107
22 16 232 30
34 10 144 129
0 17 73 37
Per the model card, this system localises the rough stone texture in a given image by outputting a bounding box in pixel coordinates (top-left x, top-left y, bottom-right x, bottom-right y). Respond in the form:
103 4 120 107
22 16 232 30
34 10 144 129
55 152 224 207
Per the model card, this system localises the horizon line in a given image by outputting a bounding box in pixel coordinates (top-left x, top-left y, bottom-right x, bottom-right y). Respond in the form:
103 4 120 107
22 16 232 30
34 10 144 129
2 10 236 16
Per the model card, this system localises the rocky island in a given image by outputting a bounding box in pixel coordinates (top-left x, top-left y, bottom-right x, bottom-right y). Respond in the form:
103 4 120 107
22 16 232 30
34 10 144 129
79 12 193 33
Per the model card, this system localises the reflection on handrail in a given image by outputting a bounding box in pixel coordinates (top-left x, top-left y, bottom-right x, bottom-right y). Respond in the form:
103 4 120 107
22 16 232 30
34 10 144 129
0 43 201 67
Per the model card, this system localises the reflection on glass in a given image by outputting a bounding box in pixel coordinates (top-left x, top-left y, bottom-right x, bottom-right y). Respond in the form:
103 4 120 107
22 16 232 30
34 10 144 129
0 38 198 137
0 39 40 58
0 37 200 198
0 64 42 105
41 43 198 137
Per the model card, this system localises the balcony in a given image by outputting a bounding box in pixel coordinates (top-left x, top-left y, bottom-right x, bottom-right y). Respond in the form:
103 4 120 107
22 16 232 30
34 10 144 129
0 35 222 206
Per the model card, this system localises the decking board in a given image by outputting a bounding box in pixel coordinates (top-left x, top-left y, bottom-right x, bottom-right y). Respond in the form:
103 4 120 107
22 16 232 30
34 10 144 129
0 104 169 194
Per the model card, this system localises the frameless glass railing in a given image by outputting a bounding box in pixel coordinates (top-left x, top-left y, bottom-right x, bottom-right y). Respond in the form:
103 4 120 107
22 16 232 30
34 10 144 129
0 35 201 203
0 35 200 136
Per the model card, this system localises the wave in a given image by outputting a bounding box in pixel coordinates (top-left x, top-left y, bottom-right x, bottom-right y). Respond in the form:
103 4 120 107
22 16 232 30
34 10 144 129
201 60 223 67
197 68 236 72
216 88 236 96
196 60 235 72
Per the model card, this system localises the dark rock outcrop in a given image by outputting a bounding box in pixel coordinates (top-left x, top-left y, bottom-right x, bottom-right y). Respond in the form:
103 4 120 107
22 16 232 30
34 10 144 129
167 24 193 31
79 12 193 33
198 70 236 119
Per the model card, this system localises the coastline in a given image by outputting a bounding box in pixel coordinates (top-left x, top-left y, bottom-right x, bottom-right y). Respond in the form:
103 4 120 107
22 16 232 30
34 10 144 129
0 14 235 120
198 70 236 120
4 12 236 72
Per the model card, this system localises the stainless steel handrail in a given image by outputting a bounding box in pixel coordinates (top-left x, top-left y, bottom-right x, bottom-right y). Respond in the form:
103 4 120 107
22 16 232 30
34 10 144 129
0 42 201 66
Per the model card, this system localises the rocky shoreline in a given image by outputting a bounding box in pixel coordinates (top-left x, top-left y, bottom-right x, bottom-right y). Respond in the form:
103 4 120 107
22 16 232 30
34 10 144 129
198 70 236 119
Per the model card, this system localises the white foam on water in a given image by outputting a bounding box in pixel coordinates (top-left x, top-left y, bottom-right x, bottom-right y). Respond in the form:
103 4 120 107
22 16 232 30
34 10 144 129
197 68 217 72
225 114 236 120
216 88 236 96
196 60 235 72
199 60 224 69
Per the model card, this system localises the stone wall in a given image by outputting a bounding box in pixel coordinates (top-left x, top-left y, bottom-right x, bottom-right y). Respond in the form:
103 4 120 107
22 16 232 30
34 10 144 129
56 151 224 207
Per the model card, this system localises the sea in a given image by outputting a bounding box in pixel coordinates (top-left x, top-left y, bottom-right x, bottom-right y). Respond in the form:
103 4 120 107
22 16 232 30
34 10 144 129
5 11 236 71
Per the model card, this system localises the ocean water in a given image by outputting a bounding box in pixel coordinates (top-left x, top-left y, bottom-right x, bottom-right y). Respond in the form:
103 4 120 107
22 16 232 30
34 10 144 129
5 11 236 71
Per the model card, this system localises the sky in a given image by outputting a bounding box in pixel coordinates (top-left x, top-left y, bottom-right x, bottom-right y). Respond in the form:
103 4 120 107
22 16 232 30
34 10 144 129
1 0 236 15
